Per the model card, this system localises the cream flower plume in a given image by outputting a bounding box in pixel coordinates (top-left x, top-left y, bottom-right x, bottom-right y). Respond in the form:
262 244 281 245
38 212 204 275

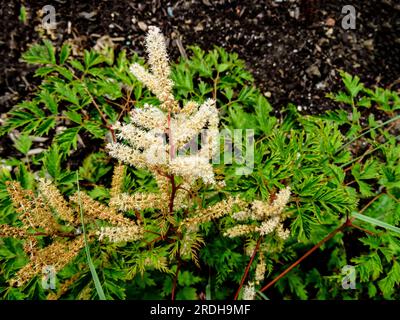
108 26 219 186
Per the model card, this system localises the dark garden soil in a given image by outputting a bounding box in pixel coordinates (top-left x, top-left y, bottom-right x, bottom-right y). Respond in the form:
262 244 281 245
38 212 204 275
0 0 399 119
1 0 399 113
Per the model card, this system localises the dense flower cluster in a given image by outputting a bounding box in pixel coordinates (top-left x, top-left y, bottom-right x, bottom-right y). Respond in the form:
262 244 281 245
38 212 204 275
1 174 144 287
107 26 219 186
225 186 291 240
242 282 256 300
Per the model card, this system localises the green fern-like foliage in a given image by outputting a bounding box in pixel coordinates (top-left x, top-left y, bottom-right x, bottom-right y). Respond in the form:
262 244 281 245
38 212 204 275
0 38 399 300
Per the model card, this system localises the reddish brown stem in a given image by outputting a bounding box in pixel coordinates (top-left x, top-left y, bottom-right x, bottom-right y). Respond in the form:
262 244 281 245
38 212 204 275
107 125 117 142
234 236 262 300
350 224 376 236
83 86 116 143
145 235 163 247
134 209 143 223
144 230 161 236
167 110 175 159
117 89 133 121
359 194 383 214
260 220 350 293
171 259 181 301
258 192 383 294
169 175 177 214
30 231 77 238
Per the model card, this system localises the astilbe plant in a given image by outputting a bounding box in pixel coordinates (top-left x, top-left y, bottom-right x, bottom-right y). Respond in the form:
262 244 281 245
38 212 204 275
105 27 292 298
0 27 292 300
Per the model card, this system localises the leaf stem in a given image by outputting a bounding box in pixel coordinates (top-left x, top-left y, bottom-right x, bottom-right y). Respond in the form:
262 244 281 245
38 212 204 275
260 221 349 293
336 114 400 154
234 236 262 300
171 258 181 301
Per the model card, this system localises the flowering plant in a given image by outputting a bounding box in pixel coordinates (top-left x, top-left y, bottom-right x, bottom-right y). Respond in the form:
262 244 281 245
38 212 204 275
1 26 399 301
0 27 291 300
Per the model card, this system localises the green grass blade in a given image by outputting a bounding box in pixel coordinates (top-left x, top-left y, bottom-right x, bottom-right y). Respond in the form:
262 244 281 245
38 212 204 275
352 212 400 235
76 171 106 300
336 114 400 154
256 290 270 300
